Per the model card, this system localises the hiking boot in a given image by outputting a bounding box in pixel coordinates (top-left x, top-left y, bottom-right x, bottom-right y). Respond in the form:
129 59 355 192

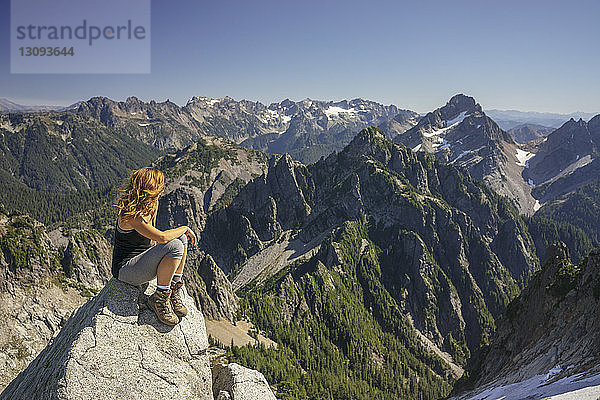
170 280 188 318
147 289 179 326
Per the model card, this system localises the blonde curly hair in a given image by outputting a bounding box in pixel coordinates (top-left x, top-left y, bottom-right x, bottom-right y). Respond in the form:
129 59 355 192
114 167 165 223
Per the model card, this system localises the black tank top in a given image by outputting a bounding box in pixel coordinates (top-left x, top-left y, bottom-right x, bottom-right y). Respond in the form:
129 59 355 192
111 217 152 278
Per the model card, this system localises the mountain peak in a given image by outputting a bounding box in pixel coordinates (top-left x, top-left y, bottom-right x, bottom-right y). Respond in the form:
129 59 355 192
348 126 388 149
340 126 399 162
448 93 476 106
442 94 481 120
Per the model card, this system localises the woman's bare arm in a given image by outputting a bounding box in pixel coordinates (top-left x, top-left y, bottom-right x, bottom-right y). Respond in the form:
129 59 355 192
150 212 157 246
129 214 191 244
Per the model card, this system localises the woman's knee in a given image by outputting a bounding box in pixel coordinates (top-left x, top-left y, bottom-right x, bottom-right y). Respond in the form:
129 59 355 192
177 233 188 248
164 237 185 259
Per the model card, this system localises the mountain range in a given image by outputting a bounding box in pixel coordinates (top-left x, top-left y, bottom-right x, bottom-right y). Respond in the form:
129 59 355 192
74 95 418 164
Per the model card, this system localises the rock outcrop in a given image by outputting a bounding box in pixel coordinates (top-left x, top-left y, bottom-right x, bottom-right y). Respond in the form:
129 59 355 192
0 278 213 400
212 363 277 400
213 363 276 400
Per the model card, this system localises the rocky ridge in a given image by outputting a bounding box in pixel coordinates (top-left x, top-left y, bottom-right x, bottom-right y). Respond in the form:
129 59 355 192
154 136 270 321
453 242 600 398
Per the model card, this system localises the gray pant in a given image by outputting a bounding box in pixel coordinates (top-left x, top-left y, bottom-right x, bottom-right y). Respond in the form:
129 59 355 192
118 234 188 286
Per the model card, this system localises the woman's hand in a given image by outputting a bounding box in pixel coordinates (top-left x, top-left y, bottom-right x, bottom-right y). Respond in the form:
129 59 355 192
185 227 197 246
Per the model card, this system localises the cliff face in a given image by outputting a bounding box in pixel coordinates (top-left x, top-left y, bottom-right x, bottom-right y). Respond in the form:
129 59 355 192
185 254 239 322
0 279 87 391
454 242 600 398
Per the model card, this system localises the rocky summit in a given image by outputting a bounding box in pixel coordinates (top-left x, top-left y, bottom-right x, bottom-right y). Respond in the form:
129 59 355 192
0 274 277 400
0 278 213 400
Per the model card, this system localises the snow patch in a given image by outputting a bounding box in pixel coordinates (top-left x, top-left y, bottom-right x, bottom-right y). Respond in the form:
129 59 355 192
202 98 221 106
138 123 150 127
444 111 468 127
516 149 535 167
0 121 23 133
282 115 292 123
324 106 357 118
423 113 467 138
187 97 221 106
533 200 541 212
432 137 448 149
54 120 63 126
438 141 451 150
412 144 422 152
423 125 452 138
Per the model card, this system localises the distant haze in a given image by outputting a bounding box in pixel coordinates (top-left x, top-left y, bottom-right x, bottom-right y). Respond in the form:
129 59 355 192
485 109 599 129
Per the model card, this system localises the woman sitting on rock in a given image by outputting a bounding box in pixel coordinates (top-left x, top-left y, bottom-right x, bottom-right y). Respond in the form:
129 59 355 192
111 166 197 326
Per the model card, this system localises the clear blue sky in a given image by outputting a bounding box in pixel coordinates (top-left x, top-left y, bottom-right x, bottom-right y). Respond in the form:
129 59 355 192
1 0 599 113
